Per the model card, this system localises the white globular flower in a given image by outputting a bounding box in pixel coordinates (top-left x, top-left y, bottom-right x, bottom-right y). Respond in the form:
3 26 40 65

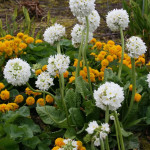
43 23 65 45
77 10 100 32
71 24 93 47
126 36 147 58
35 72 54 91
69 0 95 17
86 121 99 134
94 82 124 111
3 58 31 86
47 54 70 76
106 8 129 31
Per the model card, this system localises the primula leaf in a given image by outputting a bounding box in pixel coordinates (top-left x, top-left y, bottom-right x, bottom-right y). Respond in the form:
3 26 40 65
75 76 90 99
36 106 68 128
69 108 85 127
146 106 150 124
64 128 76 139
0 137 19 150
121 128 133 137
22 136 41 149
83 100 95 116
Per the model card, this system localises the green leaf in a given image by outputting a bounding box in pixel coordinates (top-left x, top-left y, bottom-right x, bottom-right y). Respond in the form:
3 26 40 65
146 106 150 124
83 134 92 143
22 136 41 149
65 89 76 108
0 137 19 150
124 135 139 149
64 128 76 139
38 144 50 150
75 76 90 99
10 89 19 98
0 125 5 138
83 100 95 116
121 128 133 137
36 106 68 128
69 108 85 127
48 129 65 139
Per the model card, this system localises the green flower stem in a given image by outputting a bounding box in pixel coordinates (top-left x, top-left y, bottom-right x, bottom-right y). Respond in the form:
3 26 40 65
43 92 46 105
57 42 70 126
100 138 105 150
59 74 70 126
83 16 92 94
75 29 85 79
123 58 136 122
114 117 121 150
118 27 125 79
105 105 110 150
26 82 55 99
57 42 61 54
114 111 125 150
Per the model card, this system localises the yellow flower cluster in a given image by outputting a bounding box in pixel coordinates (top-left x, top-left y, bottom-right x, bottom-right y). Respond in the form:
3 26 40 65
90 38 145 70
0 103 19 113
0 33 42 58
52 138 86 150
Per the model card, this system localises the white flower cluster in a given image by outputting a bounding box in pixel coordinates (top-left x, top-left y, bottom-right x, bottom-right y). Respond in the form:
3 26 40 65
94 82 124 111
146 73 150 88
58 139 78 150
43 23 65 45
3 58 31 86
77 10 100 32
86 121 110 146
126 36 147 58
106 9 129 31
69 0 95 17
47 54 70 76
71 24 93 47
35 72 54 91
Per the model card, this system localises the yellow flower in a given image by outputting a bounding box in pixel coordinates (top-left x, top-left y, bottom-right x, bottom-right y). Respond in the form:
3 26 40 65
14 95 24 103
35 39 43 44
25 37 34 44
26 96 35 105
95 41 102 50
73 59 82 67
100 51 107 56
14 38 21 44
106 55 114 62
0 104 7 113
63 71 69 78
35 69 42 75
25 87 33 95
107 40 115 46
113 54 117 59
80 146 86 150
42 65 47 71
37 98 45 106
100 66 106 72
90 52 97 57
33 92 42 97
99 71 104 77
134 93 142 102
23 35 28 41
90 38 97 44
69 76 75 83
77 141 82 149
138 57 145 65
17 32 24 39
101 59 109 66
7 103 19 111
5 34 12 40
80 70 87 79
55 138 65 147
46 95 54 103
97 54 104 61
0 89 10 100
0 83 5 91
19 43 27 49
52 146 60 150
129 84 132 91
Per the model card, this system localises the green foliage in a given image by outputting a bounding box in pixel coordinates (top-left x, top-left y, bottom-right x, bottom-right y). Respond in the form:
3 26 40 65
0 106 50 149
